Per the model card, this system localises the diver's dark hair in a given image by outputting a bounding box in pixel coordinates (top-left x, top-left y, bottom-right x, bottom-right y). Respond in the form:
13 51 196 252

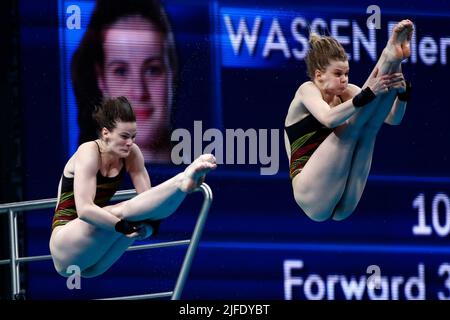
92 96 136 135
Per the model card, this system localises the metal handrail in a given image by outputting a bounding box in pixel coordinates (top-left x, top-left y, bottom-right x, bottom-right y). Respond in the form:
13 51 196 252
0 183 213 300
172 183 213 300
0 189 138 213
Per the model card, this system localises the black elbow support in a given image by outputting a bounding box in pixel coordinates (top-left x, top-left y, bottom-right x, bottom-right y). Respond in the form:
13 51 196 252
115 219 137 235
352 87 376 107
119 219 162 236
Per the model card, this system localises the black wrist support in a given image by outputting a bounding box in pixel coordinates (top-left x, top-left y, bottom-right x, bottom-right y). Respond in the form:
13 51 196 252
352 87 376 107
129 219 162 236
115 219 136 235
397 81 411 102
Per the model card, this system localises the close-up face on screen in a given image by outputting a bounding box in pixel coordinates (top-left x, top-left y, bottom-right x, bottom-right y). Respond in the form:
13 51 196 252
1 0 450 307
97 17 172 161
63 1 177 164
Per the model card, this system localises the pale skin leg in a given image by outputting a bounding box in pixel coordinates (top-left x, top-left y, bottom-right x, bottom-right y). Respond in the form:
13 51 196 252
116 154 215 221
50 220 135 279
332 50 407 219
332 22 411 220
292 20 413 221
292 99 381 221
50 217 125 277
80 213 136 278
362 20 413 85
50 155 215 277
331 90 397 220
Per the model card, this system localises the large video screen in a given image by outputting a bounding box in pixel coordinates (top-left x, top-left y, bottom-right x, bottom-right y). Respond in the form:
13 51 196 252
19 0 450 300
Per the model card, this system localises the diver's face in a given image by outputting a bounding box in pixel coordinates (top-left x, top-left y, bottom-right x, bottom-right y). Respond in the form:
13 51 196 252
97 15 173 151
316 59 349 95
102 121 137 158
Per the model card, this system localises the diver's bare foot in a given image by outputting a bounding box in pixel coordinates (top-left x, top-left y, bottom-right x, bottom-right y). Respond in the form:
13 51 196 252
384 19 414 62
179 154 217 193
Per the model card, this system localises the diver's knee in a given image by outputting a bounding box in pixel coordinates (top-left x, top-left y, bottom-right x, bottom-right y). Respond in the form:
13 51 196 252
303 208 334 222
294 194 333 222
53 261 71 278
331 208 354 221
295 198 333 221
81 265 107 278
52 256 89 278
81 270 104 278
55 262 106 278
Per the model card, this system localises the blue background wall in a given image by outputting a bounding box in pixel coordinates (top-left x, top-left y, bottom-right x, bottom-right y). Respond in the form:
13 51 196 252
17 0 450 300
